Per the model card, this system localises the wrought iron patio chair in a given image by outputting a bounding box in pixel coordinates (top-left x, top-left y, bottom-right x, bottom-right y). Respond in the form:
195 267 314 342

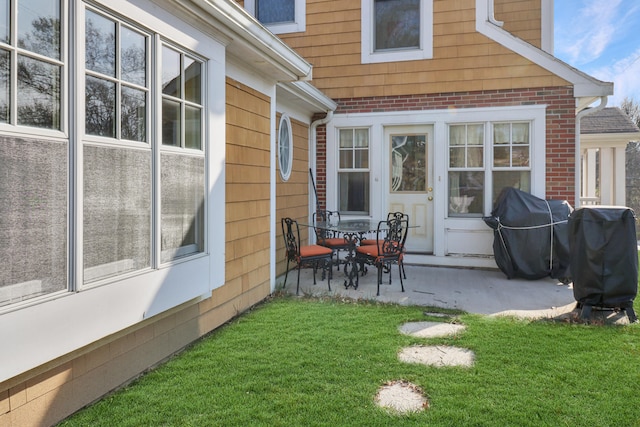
355 217 408 296
281 217 333 295
313 210 350 271
360 212 408 279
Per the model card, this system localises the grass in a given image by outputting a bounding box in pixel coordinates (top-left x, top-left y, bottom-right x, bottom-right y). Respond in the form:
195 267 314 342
59 292 640 427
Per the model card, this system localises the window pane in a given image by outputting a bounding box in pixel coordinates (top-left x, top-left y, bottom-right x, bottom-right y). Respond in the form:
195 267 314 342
121 86 146 142
493 146 510 167
162 46 180 97
493 171 530 203
161 153 205 263
17 55 60 129
512 123 529 143
162 98 180 146
85 10 116 77
449 125 465 146
512 146 529 167
468 124 484 145
184 56 201 104
449 147 464 168
120 26 146 86
85 75 115 137
354 129 369 147
83 145 151 283
18 0 60 59
467 147 483 167
185 105 201 150
448 171 483 216
374 0 420 51
339 129 353 148
0 49 8 123
1 0 9 43
278 116 291 179
257 0 295 24
494 123 510 144
0 135 67 307
338 172 369 214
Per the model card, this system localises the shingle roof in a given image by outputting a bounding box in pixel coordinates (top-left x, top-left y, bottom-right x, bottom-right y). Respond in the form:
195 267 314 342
581 107 640 134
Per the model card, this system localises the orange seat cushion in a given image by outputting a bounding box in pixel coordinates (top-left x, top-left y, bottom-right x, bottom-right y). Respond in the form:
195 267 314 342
320 238 349 247
300 245 333 257
360 239 379 246
356 244 380 257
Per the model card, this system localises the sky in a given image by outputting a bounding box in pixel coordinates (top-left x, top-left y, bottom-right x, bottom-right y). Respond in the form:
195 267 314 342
554 0 640 106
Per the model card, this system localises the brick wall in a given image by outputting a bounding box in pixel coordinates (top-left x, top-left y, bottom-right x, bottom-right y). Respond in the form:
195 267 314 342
315 86 577 206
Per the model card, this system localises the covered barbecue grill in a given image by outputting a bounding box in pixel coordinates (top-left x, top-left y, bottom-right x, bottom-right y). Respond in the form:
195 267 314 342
484 187 572 281
568 206 638 322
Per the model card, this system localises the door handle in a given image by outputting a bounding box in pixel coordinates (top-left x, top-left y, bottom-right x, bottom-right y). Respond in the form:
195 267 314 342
428 196 433 201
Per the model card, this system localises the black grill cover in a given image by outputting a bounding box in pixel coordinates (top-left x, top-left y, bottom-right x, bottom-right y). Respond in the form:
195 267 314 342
568 206 638 307
484 188 572 280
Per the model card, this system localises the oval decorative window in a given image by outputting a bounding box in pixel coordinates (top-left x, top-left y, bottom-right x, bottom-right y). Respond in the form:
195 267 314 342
278 115 293 181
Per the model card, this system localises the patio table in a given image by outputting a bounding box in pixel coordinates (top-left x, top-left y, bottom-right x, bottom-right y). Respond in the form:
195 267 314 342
301 219 377 289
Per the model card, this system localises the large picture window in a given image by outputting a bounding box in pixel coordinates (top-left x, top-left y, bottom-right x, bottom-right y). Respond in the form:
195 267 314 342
338 128 370 215
361 0 433 64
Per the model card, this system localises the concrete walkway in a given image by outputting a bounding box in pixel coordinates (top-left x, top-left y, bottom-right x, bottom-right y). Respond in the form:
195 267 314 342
283 264 579 318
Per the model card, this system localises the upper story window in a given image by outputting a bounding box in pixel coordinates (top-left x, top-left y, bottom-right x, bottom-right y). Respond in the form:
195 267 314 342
278 114 293 181
245 0 306 34
361 0 433 64
1 0 63 130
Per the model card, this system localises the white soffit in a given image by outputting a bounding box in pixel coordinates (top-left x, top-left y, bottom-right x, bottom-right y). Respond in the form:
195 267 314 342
154 0 312 82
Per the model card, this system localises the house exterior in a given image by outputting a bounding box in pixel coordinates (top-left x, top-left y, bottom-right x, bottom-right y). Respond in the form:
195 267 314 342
580 107 640 206
0 0 612 425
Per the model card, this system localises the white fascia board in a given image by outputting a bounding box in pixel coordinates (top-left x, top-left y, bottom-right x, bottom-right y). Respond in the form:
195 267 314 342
277 81 338 114
476 0 612 98
165 0 312 81
582 132 640 148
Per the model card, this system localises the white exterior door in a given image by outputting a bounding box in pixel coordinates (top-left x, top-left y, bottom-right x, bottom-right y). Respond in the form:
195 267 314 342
384 125 434 253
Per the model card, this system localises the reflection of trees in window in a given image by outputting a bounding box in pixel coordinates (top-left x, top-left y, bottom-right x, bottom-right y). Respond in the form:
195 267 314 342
85 10 147 142
0 49 8 122
17 55 60 129
5 0 63 130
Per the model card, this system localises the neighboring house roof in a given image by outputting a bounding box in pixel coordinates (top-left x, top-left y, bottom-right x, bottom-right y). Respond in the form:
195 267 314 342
581 107 640 149
581 108 640 134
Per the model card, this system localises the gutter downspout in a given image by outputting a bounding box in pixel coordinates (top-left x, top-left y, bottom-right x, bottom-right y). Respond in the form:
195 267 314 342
309 111 334 242
575 96 608 208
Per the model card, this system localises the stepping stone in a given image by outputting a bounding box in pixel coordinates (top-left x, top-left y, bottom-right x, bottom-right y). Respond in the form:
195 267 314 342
398 345 475 367
399 321 465 338
375 380 428 414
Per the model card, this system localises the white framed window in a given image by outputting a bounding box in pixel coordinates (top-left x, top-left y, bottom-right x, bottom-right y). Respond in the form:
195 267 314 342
278 114 293 181
491 122 531 202
1 0 64 131
448 124 485 216
361 0 433 64
245 0 306 34
447 121 532 217
160 42 205 263
338 128 370 215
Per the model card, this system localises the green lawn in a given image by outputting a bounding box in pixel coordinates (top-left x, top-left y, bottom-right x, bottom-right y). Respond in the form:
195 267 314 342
59 292 640 426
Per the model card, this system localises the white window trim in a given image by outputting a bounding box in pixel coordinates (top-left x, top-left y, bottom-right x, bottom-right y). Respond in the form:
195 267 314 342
361 0 433 64
245 0 306 34
278 114 293 181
